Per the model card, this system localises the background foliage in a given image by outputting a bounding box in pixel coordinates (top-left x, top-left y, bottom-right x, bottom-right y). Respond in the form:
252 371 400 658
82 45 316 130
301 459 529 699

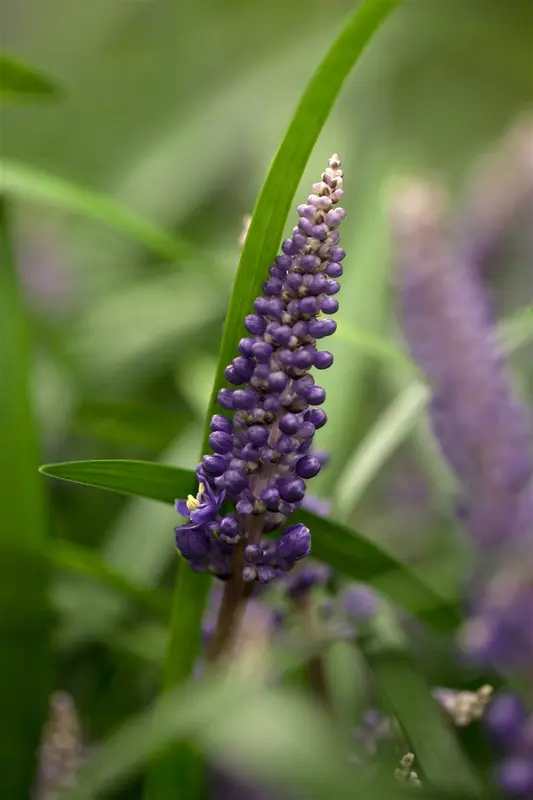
0 0 532 797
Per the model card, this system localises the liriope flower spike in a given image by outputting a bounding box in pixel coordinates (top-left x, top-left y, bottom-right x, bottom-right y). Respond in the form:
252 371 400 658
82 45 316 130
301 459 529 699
175 155 346 584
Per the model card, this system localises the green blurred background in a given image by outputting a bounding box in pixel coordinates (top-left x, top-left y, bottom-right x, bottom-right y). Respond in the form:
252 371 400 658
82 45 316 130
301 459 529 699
1 0 532 796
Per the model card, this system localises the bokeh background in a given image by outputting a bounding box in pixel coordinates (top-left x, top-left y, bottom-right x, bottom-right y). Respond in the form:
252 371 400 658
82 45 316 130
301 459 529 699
1 0 532 797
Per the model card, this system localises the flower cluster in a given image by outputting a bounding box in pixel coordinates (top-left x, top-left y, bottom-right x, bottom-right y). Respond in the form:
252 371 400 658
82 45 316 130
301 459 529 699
175 155 345 582
391 181 532 550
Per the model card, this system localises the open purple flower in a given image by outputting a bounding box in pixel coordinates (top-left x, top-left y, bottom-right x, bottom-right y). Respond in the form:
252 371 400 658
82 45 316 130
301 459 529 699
175 156 345 583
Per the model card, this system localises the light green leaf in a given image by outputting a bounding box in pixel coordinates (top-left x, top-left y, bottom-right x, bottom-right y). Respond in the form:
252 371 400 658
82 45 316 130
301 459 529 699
0 159 192 261
335 382 429 517
0 53 60 104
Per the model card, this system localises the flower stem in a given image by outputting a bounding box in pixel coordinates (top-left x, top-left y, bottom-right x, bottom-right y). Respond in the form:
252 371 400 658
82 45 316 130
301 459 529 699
206 544 248 664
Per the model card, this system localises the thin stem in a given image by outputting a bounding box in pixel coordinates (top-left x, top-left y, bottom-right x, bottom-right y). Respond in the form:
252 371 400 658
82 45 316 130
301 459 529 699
294 594 330 709
206 544 248 664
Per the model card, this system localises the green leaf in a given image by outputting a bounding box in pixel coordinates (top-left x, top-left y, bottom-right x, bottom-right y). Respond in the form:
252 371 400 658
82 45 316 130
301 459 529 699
0 53 60 104
50 540 171 621
361 637 485 797
0 159 193 261
40 459 458 632
39 459 194 503
335 382 429 517
0 198 51 795
335 319 415 370
60 670 407 800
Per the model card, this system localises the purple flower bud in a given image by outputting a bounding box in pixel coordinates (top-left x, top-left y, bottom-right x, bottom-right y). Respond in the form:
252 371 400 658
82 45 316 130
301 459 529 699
268 371 289 392
276 254 292 270
276 435 298 454
247 425 269 446
220 516 240 539
485 693 528 745
241 444 260 462
260 446 276 462
297 421 316 439
257 566 278 583
343 585 379 621
236 497 254 515
292 347 315 369
278 477 306 503
202 454 228 476
260 486 280 511
329 247 345 262
326 262 343 277
223 366 241 385
244 314 266 335
299 254 320 272
232 389 256 410
320 297 339 314
279 413 300 435
263 277 283 296
324 279 340 295
296 455 321 479
264 395 281 413
244 544 263 563
286 273 302 290
314 351 334 369
232 356 254 380
304 385 326 405
217 388 234 409
276 523 311 562
309 274 328 295
251 341 272 362
300 296 318 315
175 526 210 559
305 408 327 429
208 431 233 454
298 218 314 236
273 325 292 346
210 415 233 434
278 348 293 367
238 337 255 357
292 321 308 339
308 318 337 339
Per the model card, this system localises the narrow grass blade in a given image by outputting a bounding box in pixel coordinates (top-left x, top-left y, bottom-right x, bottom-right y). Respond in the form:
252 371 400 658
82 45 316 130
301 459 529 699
0 198 51 795
335 382 429 517
0 159 192 261
0 53 60 103
361 637 485 797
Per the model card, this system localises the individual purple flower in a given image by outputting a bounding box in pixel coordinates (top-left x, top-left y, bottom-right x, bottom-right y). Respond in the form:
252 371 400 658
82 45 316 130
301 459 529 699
175 156 346 582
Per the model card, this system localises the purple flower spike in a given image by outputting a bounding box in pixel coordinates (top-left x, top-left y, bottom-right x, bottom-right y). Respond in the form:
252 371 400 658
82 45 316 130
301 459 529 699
175 155 345 581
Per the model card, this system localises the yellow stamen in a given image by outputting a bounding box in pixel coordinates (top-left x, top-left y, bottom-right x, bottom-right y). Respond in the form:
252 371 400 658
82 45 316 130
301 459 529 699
186 494 200 512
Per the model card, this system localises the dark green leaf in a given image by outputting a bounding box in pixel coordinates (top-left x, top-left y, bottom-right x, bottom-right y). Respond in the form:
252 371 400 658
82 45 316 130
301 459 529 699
0 159 194 261
0 198 51 795
39 459 194 504
361 640 485 797
40 459 458 631
0 53 60 103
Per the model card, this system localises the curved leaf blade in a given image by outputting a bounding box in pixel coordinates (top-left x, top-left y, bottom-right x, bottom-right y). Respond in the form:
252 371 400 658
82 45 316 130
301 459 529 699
40 459 193 504
0 53 60 104
0 159 193 261
40 459 457 631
